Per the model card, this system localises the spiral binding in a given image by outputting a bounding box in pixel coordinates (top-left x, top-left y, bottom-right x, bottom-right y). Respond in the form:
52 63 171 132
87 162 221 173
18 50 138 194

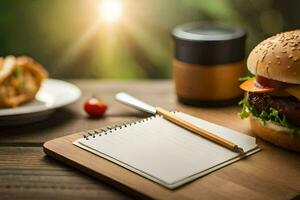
83 115 159 140
82 111 178 140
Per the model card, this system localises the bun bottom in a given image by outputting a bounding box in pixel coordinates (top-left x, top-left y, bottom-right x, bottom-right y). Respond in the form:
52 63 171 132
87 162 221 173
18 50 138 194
250 115 300 152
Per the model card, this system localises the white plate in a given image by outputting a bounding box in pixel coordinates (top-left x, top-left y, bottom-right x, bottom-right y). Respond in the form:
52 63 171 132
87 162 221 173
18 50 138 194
0 79 81 125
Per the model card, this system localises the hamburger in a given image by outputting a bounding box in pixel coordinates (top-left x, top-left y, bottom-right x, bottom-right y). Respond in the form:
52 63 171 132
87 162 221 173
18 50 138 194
239 30 300 152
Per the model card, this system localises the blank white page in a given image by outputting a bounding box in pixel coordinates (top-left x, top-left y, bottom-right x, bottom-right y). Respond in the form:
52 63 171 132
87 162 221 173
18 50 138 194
74 112 259 189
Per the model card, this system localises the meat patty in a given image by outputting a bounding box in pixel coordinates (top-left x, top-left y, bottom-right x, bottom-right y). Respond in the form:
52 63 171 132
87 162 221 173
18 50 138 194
248 92 300 127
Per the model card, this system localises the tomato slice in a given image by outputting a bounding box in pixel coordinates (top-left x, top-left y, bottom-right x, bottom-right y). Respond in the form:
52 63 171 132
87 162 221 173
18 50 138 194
256 75 291 89
239 77 277 93
240 76 300 98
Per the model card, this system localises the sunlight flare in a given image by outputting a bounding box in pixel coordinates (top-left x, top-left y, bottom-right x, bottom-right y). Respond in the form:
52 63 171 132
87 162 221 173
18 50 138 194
99 0 123 23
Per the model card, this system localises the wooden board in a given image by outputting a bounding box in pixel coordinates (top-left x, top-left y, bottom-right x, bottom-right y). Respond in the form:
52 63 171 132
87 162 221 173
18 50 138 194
43 120 300 200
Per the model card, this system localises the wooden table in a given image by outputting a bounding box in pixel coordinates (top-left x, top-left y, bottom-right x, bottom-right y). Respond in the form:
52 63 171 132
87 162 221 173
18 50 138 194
0 80 299 200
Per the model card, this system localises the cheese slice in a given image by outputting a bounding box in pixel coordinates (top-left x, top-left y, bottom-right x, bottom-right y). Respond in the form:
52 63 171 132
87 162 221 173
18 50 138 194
239 78 276 93
285 86 300 101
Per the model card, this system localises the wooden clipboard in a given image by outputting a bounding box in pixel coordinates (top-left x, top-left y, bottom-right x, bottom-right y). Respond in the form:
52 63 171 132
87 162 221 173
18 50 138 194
43 130 264 200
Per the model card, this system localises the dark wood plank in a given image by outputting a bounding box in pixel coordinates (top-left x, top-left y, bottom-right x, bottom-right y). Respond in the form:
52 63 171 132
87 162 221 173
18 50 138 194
0 115 139 144
0 190 129 200
59 80 176 117
0 147 131 200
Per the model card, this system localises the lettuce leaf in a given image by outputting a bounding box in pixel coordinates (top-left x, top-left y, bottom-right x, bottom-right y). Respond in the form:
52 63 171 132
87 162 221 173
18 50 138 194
238 75 255 82
238 96 298 132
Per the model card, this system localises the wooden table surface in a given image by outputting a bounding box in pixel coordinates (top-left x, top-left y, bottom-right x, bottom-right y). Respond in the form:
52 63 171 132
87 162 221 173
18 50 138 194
0 80 299 200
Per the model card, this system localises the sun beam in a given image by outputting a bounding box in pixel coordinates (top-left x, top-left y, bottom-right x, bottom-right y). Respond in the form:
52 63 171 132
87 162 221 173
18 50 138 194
53 0 124 76
99 0 123 24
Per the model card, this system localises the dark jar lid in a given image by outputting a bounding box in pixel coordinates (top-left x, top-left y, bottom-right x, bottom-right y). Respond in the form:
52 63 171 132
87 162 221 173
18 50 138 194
172 22 246 65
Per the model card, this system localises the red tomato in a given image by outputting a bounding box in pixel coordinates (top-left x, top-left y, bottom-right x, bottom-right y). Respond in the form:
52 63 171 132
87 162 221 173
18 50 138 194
84 97 108 117
256 75 291 89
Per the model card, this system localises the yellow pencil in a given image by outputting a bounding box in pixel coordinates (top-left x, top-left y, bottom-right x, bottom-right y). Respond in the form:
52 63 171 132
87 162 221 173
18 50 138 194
156 107 244 153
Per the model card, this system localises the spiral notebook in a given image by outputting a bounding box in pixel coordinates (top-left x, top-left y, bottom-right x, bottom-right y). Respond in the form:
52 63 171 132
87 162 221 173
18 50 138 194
74 112 260 189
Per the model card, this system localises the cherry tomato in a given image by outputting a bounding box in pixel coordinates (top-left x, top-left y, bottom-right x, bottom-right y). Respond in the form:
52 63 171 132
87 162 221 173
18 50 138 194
84 97 108 117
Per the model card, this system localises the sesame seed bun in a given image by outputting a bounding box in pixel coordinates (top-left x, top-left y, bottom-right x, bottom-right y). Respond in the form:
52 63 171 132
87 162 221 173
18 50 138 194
249 115 300 152
247 30 300 84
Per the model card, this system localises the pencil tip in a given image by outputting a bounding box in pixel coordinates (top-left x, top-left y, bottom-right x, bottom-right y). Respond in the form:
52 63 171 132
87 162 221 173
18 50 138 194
234 146 244 153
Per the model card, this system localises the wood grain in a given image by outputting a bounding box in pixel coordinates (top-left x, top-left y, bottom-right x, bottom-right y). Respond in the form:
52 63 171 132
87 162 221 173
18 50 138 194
0 147 131 200
1 80 300 200
0 115 139 144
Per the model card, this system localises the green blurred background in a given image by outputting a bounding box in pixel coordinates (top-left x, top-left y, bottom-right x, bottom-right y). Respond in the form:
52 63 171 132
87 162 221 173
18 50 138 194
0 0 299 79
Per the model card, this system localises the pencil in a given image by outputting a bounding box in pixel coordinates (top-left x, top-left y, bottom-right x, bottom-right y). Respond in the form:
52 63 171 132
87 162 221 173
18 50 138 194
155 107 244 153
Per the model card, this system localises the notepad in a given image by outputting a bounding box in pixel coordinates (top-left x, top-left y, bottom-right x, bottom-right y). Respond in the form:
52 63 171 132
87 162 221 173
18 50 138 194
74 112 260 189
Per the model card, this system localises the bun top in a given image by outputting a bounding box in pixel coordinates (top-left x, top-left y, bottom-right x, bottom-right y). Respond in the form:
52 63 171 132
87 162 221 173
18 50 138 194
247 30 300 84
